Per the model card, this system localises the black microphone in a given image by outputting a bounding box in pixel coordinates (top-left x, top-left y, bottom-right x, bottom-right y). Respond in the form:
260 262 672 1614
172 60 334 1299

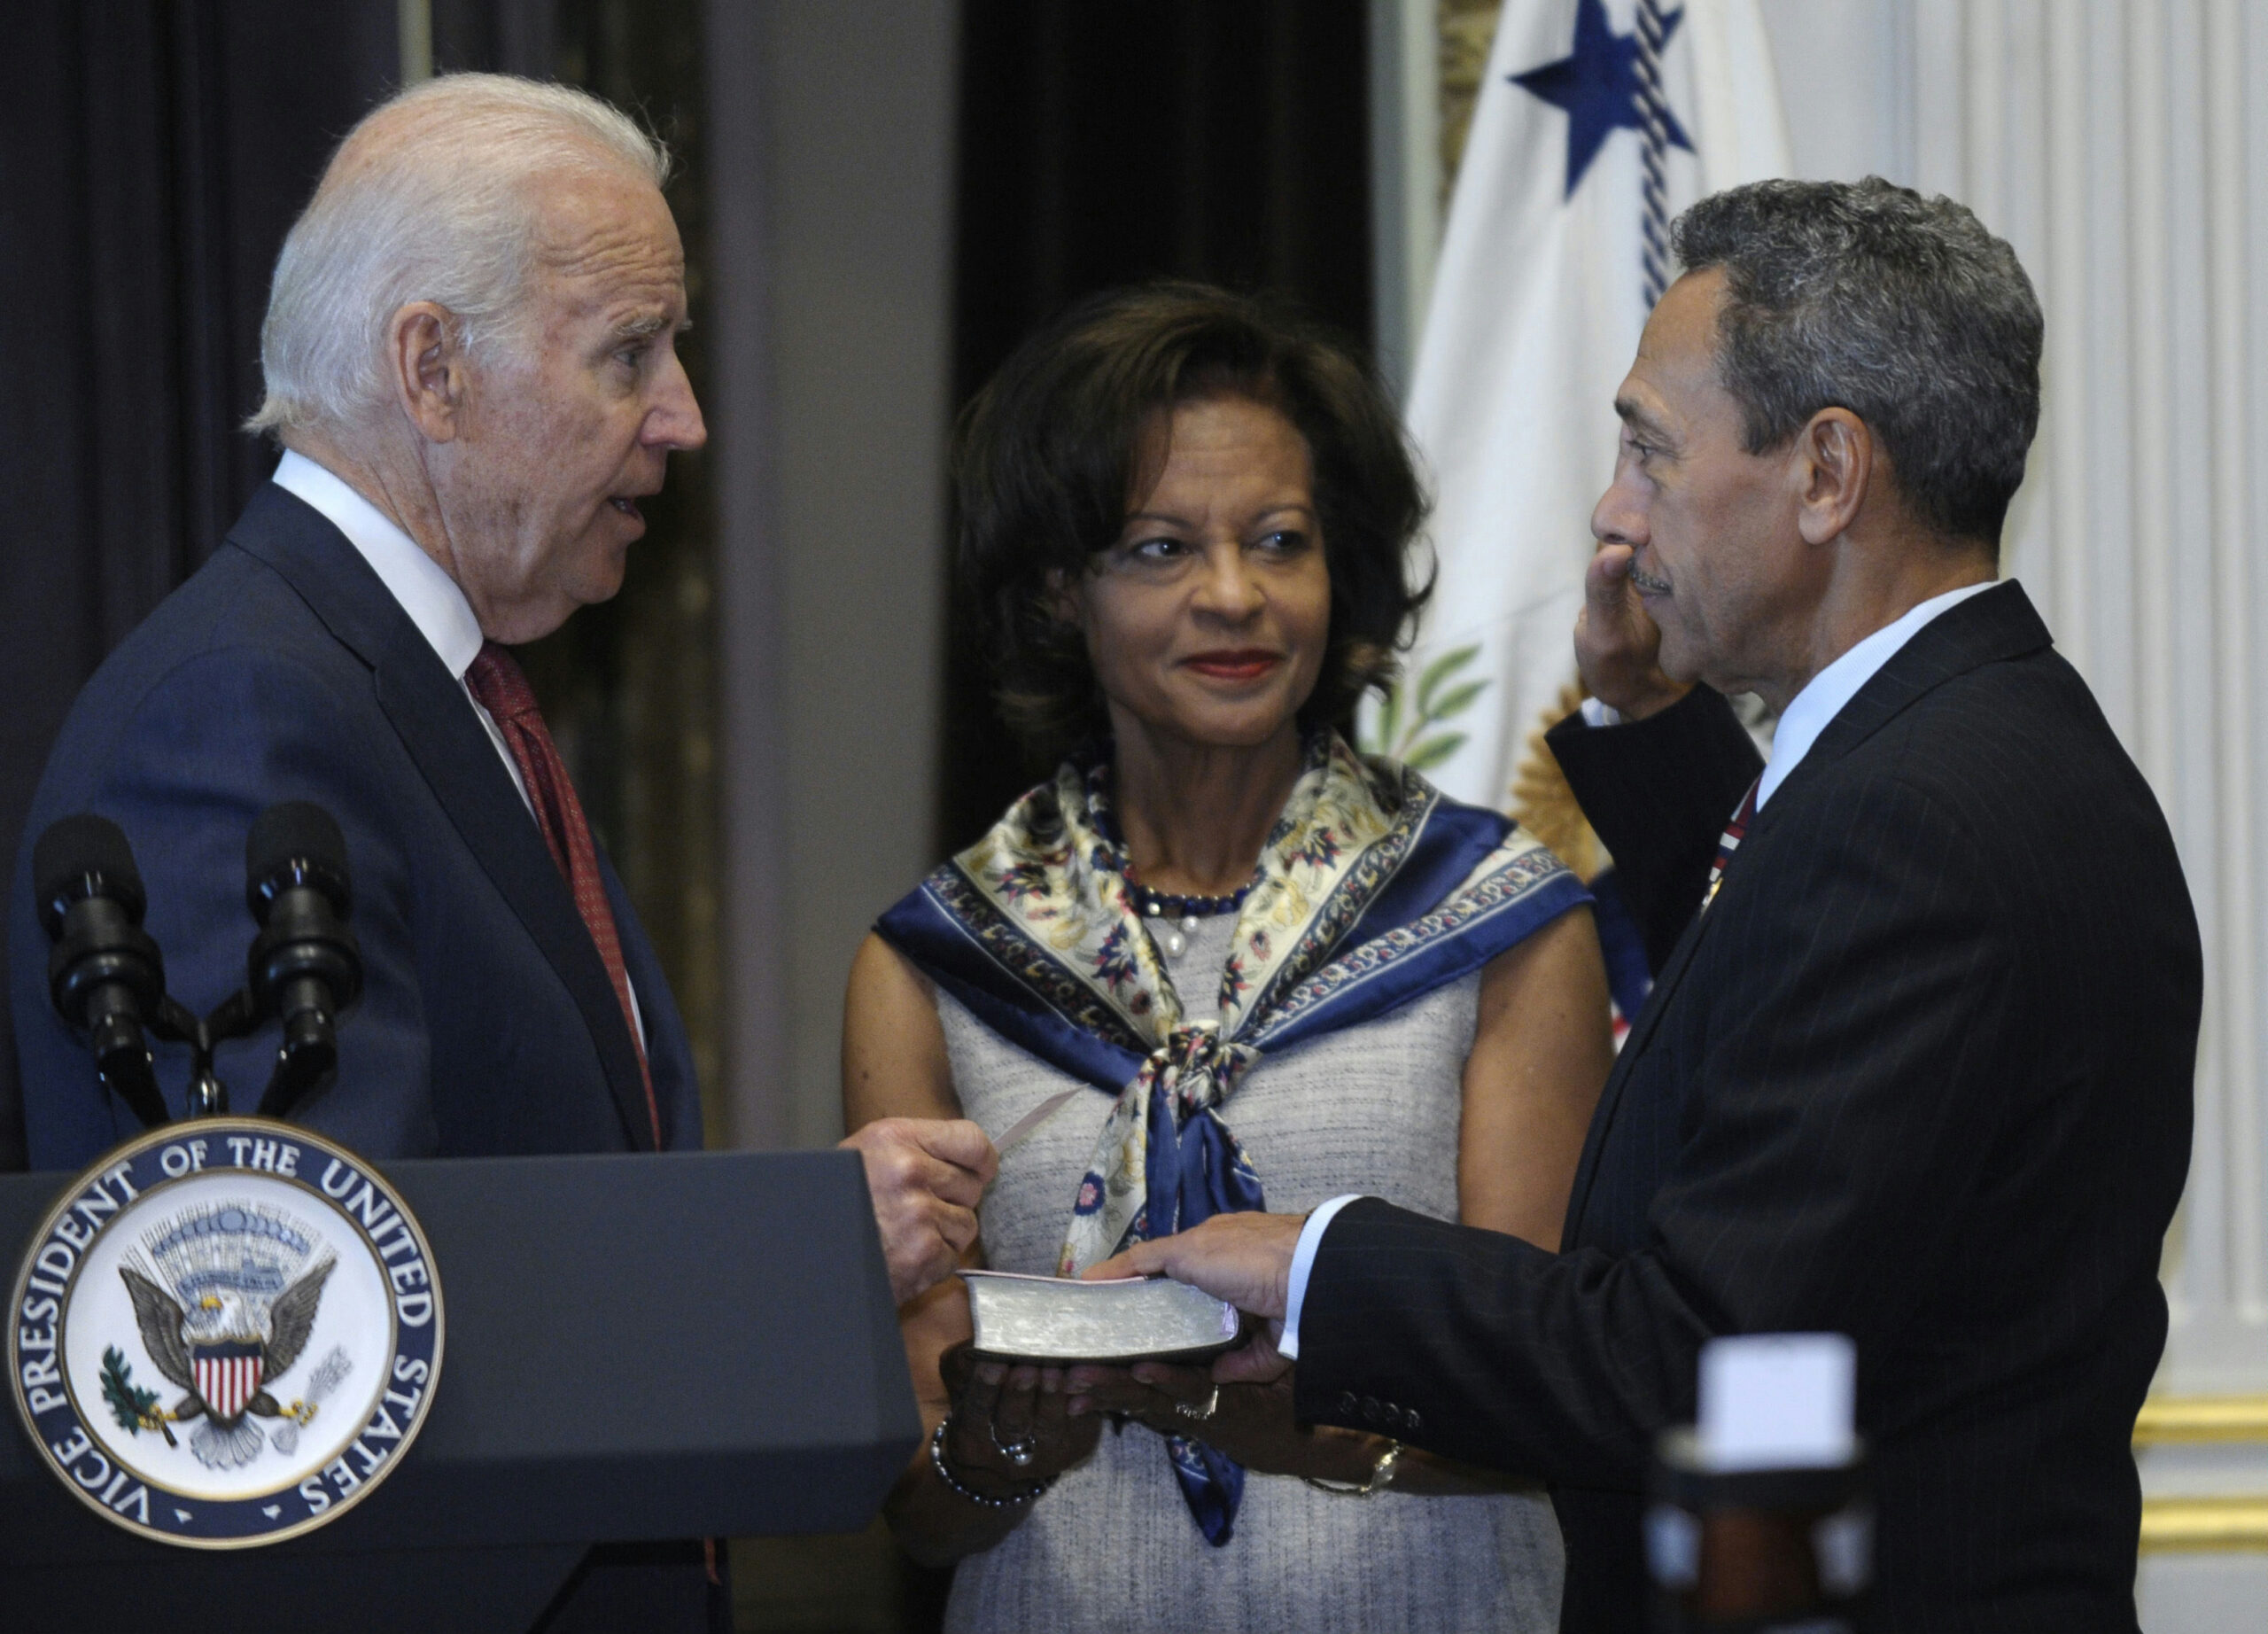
245 802 363 1116
34 814 170 1128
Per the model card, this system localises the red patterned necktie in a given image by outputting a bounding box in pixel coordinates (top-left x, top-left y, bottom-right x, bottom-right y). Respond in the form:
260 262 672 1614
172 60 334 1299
464 641 661 1148
1702 775 1762 914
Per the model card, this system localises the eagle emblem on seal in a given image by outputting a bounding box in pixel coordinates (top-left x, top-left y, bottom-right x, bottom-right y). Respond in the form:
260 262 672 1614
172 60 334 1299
111 1202 341 1470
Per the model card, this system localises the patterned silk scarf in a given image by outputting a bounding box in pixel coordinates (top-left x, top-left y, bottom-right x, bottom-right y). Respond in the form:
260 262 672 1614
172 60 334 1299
878 733 1588 1544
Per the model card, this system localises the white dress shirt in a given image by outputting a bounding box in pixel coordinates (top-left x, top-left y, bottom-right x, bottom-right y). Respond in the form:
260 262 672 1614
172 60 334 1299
268 450 641 1032
1752 580 1995 809
1278 578 2001 1360
271 450 531 811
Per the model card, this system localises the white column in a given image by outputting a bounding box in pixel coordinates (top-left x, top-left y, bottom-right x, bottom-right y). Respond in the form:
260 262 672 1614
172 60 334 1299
1368 0 1441 401
704 1 960 1149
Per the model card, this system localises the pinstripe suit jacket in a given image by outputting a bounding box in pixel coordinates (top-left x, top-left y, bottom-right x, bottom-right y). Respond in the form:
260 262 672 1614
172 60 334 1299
1291 583 2199 1632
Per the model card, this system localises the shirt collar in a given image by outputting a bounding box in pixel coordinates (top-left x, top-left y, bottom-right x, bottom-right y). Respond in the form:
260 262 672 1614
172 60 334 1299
1756 579 2000 809
270 449 486 681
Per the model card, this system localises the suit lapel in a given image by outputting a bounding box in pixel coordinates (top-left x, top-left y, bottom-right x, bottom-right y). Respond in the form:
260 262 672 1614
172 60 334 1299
229 484 656 1151
1784 580 2052 792
1563 581 2054 1240
1563 879 1720 1235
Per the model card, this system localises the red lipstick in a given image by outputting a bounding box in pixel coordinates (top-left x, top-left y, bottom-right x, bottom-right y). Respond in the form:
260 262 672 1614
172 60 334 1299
1184 649 1283 682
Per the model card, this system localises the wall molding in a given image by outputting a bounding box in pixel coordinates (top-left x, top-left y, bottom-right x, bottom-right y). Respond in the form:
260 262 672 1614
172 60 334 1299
2135 1394 2268 1445
2141 1497 2268 1553
2135 1395 2268 1556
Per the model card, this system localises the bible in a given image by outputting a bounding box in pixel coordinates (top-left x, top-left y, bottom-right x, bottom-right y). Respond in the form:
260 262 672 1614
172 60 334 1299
959 1270 1244 1364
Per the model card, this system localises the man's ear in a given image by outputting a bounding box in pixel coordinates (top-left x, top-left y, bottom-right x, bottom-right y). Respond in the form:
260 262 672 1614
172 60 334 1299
388 301 469 445
1791 407 1874 547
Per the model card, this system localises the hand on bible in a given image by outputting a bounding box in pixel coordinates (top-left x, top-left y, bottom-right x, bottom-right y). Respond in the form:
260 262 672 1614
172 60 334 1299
1085 1211 1304 1384
841 1117 998 1303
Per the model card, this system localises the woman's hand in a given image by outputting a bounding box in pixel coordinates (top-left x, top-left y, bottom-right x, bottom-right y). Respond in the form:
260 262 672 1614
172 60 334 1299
938 1342 1103 1495
888 1338 1103 1567
1063 1361 1386 1484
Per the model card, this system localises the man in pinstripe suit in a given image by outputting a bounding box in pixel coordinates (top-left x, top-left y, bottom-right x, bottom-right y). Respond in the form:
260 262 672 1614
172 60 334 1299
1096 180 2200 1631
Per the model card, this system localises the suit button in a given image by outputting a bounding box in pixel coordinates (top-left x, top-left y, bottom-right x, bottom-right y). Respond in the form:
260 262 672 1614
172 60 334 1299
1337 1392 1358 1418
1404 1408 1423 1435
1361 1396 1382 1424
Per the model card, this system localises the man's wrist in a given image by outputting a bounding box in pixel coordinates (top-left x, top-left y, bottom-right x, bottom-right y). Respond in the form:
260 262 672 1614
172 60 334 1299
1278 1194 1365 1361
1581 678 1692 723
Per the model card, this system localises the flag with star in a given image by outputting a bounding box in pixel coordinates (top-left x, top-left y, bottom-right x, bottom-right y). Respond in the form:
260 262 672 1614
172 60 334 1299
1379 0 1789 811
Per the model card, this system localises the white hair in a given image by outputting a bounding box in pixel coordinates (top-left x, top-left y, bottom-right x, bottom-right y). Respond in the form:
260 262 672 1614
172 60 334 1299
248 74 671 440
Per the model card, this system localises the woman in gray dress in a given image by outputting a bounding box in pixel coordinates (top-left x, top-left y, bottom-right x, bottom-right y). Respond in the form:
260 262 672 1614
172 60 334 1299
848 283 1614 1632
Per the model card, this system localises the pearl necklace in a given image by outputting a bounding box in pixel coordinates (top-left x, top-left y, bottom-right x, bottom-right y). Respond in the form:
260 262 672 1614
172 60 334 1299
1124 873 1250 960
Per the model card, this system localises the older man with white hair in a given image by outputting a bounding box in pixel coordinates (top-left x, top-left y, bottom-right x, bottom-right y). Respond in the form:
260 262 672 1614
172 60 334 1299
12 74 992 1304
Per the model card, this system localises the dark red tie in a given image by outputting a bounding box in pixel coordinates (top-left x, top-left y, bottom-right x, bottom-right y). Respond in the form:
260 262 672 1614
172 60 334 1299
1703 774 1761 913
465 641 661 1148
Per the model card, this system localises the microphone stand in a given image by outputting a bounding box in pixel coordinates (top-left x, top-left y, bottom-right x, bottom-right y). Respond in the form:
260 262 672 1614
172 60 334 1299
111 947 346 1125
256 1019 338 1121
147 989 260 1120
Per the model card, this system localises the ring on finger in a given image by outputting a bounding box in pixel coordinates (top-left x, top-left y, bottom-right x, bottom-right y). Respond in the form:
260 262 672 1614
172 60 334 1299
1174 1386 1220 1423
990 1420 1038 1467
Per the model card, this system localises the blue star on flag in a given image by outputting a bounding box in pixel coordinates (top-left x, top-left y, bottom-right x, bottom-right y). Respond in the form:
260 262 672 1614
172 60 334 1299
1511 0 1692 198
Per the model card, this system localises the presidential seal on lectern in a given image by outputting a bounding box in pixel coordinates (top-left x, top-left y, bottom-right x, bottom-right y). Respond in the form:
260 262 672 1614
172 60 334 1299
8 1117 442 1547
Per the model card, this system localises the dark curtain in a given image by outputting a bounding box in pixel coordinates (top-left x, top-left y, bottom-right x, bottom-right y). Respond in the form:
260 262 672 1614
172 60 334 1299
0 0 721 1165
940 0 1375 853
0 1 401 1169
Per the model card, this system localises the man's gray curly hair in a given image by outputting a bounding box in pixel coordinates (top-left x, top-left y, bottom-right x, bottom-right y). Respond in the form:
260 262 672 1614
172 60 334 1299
247 73 670 441
1673 176 2043 543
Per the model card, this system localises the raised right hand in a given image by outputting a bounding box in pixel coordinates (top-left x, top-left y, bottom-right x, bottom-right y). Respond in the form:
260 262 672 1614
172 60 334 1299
1573 543 1690 720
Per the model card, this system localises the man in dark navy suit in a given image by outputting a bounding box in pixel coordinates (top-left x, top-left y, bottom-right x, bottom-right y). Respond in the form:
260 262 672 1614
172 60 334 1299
1094 180 2198 1632
13 74 990 1308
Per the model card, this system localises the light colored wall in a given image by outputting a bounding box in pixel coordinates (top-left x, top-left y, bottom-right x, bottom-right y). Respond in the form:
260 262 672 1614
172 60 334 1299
1753 0 1912 185
705 2 959 1150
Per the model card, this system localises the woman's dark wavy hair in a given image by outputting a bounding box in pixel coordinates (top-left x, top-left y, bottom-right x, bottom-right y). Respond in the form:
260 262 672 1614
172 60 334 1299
954 281 1431 761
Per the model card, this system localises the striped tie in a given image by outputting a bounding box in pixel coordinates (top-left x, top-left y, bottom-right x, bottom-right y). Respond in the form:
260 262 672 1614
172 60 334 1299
465 642 661 1148
1702 775 1761 913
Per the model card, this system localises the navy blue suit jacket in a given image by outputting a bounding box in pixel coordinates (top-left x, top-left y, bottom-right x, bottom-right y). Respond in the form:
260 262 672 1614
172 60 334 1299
13 483 703 1165
1293 584 2198 1632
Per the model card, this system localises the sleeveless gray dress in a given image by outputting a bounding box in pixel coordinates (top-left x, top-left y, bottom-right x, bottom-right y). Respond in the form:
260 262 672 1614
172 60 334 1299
938 914 1564 1634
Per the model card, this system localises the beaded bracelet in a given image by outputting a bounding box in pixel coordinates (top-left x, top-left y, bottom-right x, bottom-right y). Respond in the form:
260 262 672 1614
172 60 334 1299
929 1419 1052 1508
